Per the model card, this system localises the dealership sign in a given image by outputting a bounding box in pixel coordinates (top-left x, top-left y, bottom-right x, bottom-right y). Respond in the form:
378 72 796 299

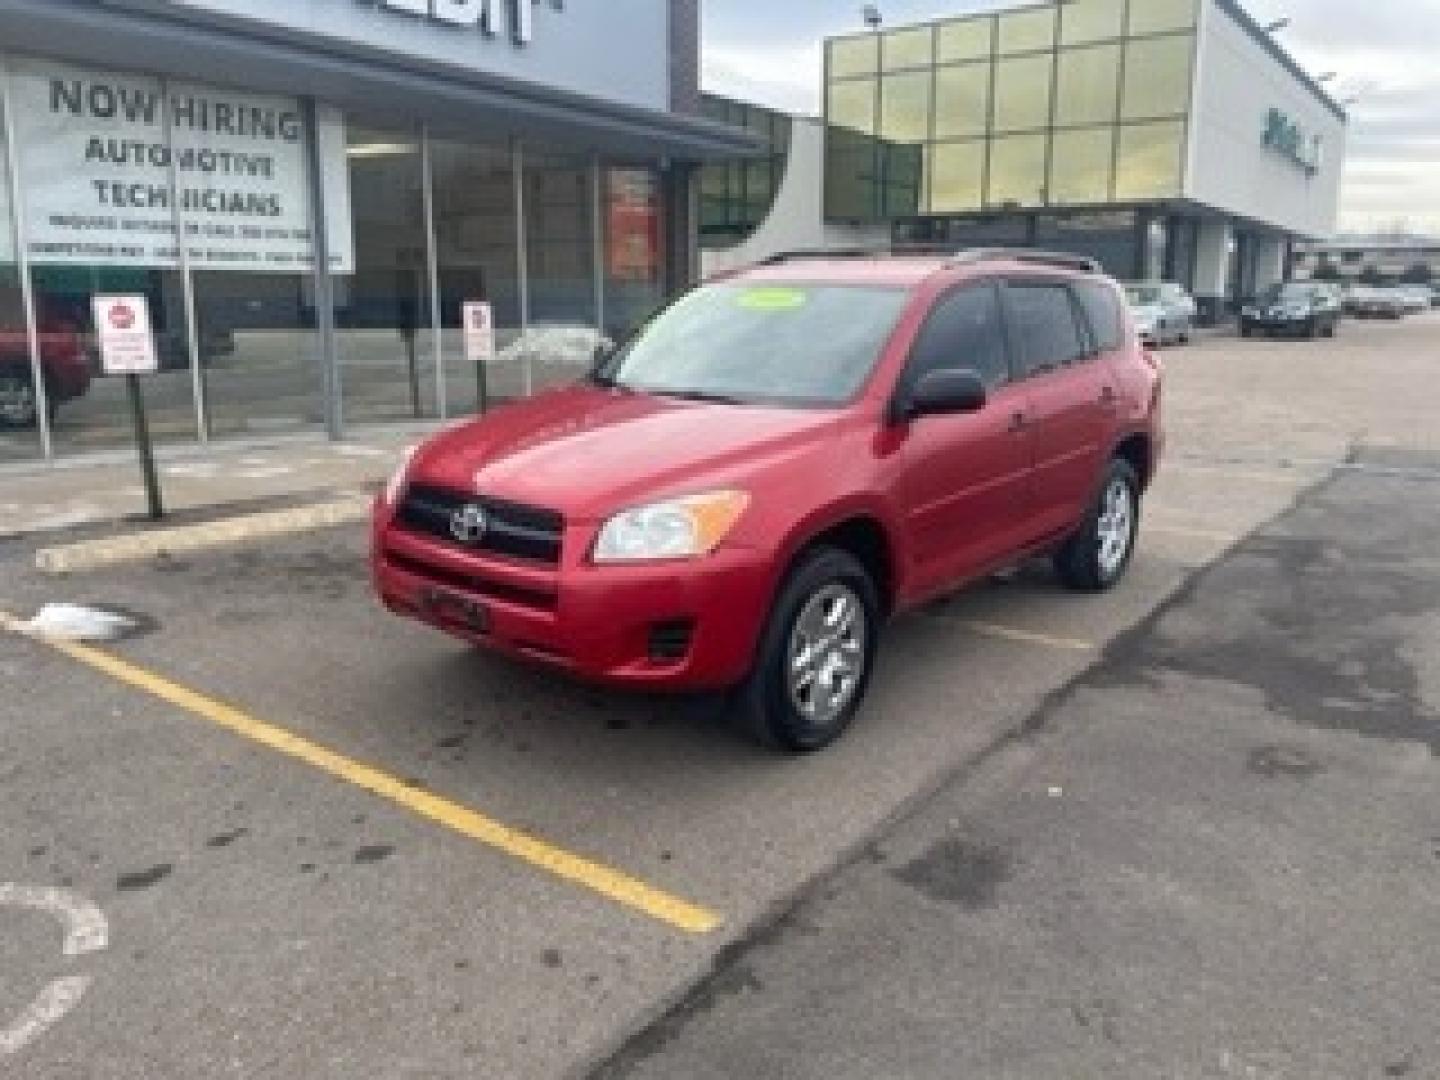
1262 108 1322 177
5 57 354 274
378 0 553 44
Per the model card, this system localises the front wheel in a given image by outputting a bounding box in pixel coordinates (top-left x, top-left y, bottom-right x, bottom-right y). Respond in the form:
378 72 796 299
736 547 880 753
1055 459 1141 593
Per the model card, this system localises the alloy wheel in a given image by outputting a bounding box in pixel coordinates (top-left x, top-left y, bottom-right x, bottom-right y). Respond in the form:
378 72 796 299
1096 477 1135 578
786 582 868 729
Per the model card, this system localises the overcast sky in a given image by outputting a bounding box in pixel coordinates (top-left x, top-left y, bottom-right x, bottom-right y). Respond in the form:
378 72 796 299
702 0 1440 236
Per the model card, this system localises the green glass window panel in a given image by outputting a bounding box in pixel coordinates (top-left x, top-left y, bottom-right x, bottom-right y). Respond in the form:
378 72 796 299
1060 0 1125 45
1115 121 1185 199
700 163 727 197
934 63 991 141
828 78 877 136
988 132 1048 207
829 35 879 78
930 142 986 212
883 26 934 70
1121 34 1194 120
1128 0 1197 36
993 54 1054 132
826 144 880 220
882 143 926 216
997 7 1056 54
937 17 993 62
880 71 933 143
1055 42 1121 125
1050 127 1115 204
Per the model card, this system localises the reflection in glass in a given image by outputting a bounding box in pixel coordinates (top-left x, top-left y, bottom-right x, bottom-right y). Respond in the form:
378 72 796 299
828 78 878 136
1060 0 1125 45
829 35 879 79
604 167 667 341
1056 43 1121 126
1115 121 1185 199
1128 0 1198 36
883 26 934 70
0 91 44 461
1050 127 1115 204
336 124 435 423
997 7 1056 54
1122 34 1195 120
880 72 933 143
934 64 991 141
937 16 994 62
524 150 597 392
988 132 1048 207
930 142 986 212
993 54 1054 132
826 137 879 221
881 143 926 217
431 137 520 415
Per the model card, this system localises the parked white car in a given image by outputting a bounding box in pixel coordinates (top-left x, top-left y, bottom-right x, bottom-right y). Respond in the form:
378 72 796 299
1123 282 1195 347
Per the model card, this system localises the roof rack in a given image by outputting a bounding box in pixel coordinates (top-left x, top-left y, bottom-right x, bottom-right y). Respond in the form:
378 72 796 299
758 246 1103 275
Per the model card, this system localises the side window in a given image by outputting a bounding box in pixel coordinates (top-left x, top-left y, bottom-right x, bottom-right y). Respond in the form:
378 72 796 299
907 284 1011 389
1073 280 1125 354
1004 282 1087 377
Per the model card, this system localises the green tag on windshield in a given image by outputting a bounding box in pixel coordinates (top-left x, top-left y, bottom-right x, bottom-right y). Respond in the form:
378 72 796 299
736 287 809 311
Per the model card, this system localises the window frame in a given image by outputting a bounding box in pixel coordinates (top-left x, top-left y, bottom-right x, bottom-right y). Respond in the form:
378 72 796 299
1071 278 1126 357
892 278 1015 407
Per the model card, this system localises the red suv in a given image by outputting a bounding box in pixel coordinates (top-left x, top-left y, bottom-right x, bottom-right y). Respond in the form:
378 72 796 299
372 250 1162 751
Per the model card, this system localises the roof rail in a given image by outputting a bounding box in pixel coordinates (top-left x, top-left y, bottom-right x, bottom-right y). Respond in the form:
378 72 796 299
952 248 1103 274
757 247 892 265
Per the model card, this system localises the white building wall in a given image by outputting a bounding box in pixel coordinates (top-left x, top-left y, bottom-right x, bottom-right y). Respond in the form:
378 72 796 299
1187 1 1346 239
700 119 889 279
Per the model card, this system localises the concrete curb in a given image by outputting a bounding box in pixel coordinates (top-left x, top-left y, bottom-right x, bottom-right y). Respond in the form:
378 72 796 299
34 495 374 575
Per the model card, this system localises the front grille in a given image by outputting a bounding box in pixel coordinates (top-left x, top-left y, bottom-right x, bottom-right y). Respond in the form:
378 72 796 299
385 550 558 612
398 483 564 565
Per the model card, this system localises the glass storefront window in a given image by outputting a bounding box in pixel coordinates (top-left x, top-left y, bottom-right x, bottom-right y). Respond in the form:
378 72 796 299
937 17 994 63
828 78 877 137
934 64 991 141
0 87 42 460
988 132 1047 207
604 167 667 340
523 150 597 393
1060 0 1125 46
880 71 932 143
1056 42 1121 126
336 123 435 423
826 133 879 221
881 143 927 218
997 7 1056 55
883 27 934 71
1128 0 1198 36
431 136 520 416
1122 34 1195 120
1050 127 1115 204
930 141 986 213
1115 121 1186 200
829 35 880 79
993 54 1054 132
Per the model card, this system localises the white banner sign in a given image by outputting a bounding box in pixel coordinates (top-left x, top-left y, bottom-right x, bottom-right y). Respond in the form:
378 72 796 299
7 57 354 274
93 295 159 375
463 301 497 365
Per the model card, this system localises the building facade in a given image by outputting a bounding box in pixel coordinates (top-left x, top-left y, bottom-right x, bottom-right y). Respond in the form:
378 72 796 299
1292 237 1440 284
0 0 752 464
813 0 1346 318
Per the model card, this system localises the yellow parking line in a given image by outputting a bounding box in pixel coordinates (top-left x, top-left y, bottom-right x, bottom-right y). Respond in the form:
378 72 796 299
952 618 1097 652
0 611 721 935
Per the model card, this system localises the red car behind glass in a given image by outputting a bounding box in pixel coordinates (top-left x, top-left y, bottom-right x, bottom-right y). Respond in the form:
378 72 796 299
0 319 92 429
372 250 1163 752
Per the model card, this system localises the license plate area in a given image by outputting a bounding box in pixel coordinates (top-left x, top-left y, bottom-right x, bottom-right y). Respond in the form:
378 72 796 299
419 587 491 636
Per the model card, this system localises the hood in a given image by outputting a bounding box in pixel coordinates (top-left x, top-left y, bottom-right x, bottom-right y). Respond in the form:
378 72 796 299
1130 303 1164 325
410 384 849 520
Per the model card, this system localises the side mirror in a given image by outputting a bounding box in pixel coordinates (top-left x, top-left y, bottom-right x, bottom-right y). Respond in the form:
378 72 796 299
902 369 988 422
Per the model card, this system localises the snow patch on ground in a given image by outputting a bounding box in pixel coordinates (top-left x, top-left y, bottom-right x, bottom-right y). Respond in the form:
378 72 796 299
25 604 137 643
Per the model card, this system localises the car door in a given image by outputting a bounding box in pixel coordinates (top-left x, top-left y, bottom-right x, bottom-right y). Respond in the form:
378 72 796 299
891 281 1033 598
1002 279 1113 541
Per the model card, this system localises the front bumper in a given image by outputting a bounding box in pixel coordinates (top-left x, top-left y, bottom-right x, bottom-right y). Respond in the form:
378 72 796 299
371 505 776 691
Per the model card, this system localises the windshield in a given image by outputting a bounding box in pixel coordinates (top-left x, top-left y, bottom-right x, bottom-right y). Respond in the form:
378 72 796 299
1262 283 1316 304
1125 286 1162 306
599 283 911 408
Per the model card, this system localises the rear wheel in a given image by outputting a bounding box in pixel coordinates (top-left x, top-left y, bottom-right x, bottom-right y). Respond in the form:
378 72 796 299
736 547 879 753
0 371 39 429
1055 459 1141 593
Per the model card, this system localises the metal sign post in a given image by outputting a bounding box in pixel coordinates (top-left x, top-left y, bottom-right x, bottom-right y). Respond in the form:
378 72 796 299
93 295 164 521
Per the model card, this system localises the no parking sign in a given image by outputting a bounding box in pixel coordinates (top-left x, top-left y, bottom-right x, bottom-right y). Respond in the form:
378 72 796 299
92 295 158 377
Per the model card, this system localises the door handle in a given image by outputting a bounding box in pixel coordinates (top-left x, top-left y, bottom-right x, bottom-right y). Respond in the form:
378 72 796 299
1099 385 1118 408
1008 410 1028 433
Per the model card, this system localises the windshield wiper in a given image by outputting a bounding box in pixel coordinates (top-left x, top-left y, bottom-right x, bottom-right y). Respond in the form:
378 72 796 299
653 388 745 406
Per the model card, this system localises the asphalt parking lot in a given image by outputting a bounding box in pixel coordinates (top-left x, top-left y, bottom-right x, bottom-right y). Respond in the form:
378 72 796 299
2 314 1437 1079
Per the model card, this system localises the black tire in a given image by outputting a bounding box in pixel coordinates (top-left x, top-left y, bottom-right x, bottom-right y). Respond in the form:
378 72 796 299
0 370 39 429
736 546 880 753
1055 459 1141 593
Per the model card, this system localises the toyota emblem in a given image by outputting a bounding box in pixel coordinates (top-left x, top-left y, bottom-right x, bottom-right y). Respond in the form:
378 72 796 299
449 504 489 545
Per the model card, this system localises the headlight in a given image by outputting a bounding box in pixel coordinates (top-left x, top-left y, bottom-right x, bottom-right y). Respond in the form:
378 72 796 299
382 445 418 507
593 490 749 563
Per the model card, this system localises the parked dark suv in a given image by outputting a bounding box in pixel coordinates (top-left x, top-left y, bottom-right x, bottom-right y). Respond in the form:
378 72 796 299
1241 283 1342 339
373 249 1164 751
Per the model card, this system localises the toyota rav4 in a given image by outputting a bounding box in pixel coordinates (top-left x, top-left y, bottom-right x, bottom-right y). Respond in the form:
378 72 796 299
372 249 1163 752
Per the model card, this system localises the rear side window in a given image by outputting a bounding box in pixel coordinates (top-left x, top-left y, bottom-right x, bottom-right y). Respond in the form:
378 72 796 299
1004 283 1087 377
907 284 1011 389
1074 280 1125 353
